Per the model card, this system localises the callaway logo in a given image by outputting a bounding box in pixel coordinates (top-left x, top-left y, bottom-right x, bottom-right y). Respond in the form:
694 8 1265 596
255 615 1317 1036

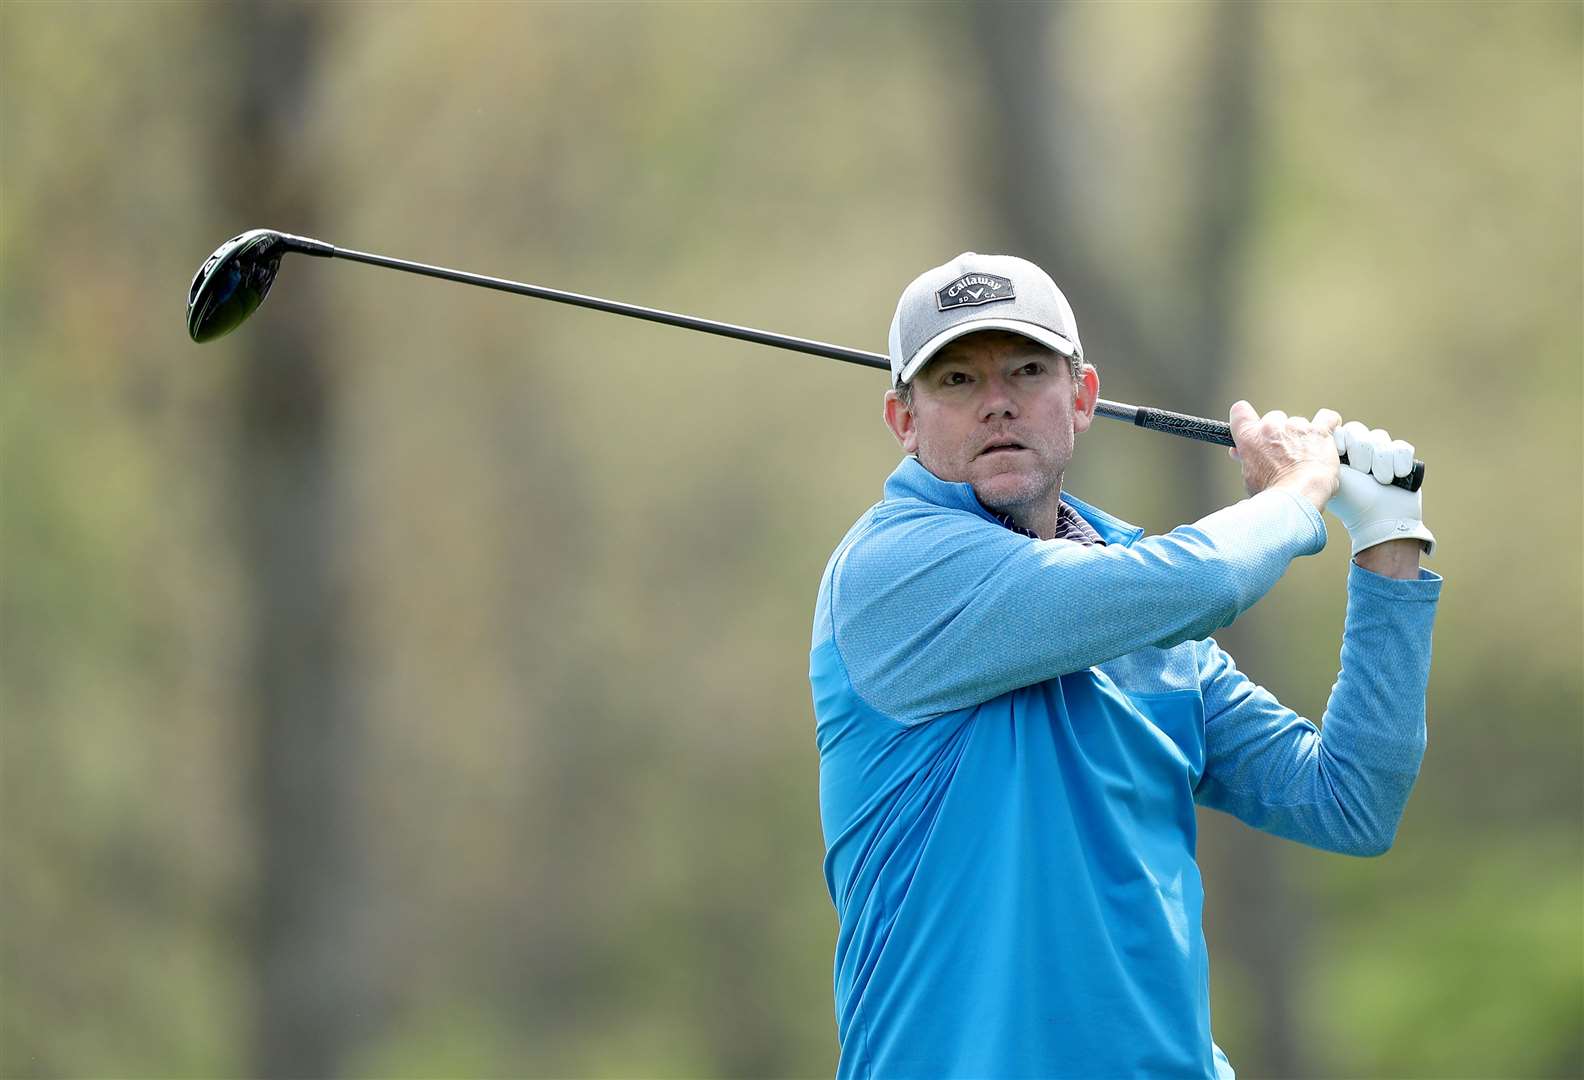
937 273 1015 311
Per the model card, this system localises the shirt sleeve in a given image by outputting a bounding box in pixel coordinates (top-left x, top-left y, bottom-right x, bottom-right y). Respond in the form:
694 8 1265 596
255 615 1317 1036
828 488 1327 724
1193 562 1443 855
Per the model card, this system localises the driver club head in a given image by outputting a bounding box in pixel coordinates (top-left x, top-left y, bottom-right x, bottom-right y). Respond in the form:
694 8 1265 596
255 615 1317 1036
186 229 295 343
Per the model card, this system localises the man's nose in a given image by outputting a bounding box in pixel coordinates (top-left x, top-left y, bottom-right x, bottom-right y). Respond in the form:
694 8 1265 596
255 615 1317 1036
979 377 1018 420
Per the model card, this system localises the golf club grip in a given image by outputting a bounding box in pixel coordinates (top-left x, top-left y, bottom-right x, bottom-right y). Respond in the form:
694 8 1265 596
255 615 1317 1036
1131 406 1236 448
1129 406 1425 492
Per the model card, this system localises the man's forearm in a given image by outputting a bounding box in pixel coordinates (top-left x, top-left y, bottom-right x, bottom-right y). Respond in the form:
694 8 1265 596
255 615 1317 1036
1354 538 1422 580
1195 561 1442 856
832 488 1327 722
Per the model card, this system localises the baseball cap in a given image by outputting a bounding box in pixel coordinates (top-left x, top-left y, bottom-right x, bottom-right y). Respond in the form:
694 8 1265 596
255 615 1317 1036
887 252 1083 386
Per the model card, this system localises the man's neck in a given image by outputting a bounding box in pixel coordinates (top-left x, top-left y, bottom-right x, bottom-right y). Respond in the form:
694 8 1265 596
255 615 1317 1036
985 490 1064 541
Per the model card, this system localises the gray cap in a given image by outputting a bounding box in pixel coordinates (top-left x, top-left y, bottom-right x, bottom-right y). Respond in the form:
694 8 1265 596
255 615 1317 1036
887 252 1083 386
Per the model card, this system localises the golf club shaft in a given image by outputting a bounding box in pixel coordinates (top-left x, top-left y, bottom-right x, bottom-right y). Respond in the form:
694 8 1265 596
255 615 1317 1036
329 245 887 369
309 242 1424 492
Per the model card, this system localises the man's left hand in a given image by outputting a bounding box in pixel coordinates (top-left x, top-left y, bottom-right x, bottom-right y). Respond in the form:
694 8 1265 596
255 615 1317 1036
1327 420 1437 559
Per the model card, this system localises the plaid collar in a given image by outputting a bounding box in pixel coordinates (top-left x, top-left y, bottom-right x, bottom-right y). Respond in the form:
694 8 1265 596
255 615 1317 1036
987 500 1106 545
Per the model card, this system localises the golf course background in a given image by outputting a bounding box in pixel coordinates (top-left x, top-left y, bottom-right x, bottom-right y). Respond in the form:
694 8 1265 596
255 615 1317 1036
3 3 1580 1076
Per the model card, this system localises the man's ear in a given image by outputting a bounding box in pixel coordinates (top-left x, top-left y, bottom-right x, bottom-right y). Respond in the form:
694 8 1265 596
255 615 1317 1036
1072 364 1100 435
883 388 919 453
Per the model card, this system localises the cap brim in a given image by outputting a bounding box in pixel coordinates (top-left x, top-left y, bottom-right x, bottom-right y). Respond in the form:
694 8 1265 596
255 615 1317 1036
898 319 1080 384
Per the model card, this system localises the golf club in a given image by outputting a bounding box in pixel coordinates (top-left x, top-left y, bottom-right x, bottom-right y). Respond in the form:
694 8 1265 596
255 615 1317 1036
187 229 1425 492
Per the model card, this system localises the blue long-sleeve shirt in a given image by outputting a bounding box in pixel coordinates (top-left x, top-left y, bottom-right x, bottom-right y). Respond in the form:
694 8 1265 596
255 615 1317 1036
812 456 1441 1079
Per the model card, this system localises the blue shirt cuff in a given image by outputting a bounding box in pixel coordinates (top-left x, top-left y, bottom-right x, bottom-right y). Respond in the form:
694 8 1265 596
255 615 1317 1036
1347 560 1444 600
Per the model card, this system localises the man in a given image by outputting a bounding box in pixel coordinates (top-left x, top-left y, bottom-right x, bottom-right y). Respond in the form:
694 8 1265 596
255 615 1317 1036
811 253 1441 1078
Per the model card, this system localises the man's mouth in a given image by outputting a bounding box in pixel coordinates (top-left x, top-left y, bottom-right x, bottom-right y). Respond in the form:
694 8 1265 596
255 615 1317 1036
977 439 1028 458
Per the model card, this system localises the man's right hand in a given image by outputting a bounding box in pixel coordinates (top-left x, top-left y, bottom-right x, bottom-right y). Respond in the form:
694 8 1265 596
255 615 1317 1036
1227 401 1341 512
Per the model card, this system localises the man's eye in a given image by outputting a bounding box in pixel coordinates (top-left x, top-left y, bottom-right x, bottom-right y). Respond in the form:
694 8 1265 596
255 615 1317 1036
942 372 969 386
1017 362 1044 376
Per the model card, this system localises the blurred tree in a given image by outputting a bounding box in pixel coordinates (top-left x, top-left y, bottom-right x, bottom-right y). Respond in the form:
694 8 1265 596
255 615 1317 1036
214 3 380 1075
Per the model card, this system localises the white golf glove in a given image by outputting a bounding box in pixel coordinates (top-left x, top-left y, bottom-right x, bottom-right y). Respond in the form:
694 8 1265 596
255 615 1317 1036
1326 420 1435 558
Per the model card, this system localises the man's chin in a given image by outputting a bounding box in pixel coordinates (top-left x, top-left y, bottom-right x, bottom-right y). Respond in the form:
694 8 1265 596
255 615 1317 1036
972 473 1045 515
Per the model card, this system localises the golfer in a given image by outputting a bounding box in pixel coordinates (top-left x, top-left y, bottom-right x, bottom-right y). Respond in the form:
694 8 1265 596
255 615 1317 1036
811 253 1442 1078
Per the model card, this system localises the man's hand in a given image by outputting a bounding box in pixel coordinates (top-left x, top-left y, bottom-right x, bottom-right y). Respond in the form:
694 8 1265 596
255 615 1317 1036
1327 421 1436 567
1227 401 1341 512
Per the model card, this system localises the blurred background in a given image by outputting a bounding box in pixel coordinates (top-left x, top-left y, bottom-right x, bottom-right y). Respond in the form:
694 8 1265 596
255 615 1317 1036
2 2 1580 1076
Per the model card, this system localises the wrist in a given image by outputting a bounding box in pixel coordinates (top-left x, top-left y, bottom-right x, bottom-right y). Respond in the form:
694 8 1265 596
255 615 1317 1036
1354 538 1423 579
1269 471 1336 513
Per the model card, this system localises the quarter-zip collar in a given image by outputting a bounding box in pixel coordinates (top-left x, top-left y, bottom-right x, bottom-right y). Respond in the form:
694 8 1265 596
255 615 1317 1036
882 455 1145 547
